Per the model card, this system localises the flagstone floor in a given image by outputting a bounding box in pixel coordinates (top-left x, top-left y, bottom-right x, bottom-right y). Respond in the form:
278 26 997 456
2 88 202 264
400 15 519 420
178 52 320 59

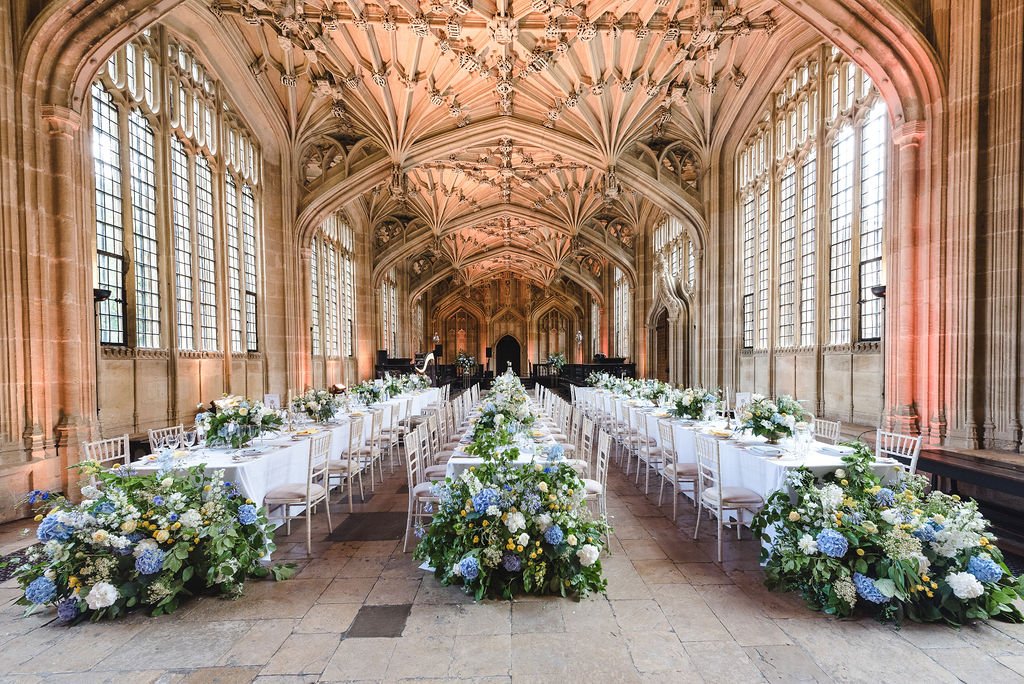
1 461 1024 683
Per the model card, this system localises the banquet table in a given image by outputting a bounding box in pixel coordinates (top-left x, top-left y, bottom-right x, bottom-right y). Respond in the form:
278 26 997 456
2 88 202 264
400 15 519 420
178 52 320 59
134 388 440 506
587 390 902 523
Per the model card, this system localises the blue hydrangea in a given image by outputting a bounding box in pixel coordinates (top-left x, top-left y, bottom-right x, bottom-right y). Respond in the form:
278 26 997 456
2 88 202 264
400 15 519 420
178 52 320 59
127 532 143 543
152 495 164 506
135 548 166 575
27 489 50 504
56 597 79 622
471 488 500 513
168 513 179 523
502 553 522 572
544 525 565 546
844 512 864 526
548 444 565 461
237 504 258 526
874 488 896 507
94 501 116 516
816 529 848 558
912 524 937 542
24 576 56 604
853 572 890 604
36 515 73 542
928 520 945 532
458 556 480 581
968 555 1003 584
521 492 542 514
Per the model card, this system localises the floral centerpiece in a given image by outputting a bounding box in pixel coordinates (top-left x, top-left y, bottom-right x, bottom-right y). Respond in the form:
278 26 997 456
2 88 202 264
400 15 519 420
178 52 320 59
472 370 539 437
15 460 293 622
738 394 808 443
547 352 567 374
350 379 386 405
672 386 720 420
197 395 284 449
587 371 615 389
752 444 1024 625
415 384 609 599
456 351 476 374
291 388 339 423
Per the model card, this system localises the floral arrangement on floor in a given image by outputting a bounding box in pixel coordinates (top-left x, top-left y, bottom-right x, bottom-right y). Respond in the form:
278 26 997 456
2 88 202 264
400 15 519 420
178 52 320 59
415 407 609 600
752 443 1024 625
738 394 808 443
291 389 340 423
471 371 539 437
671 386 720 420
196 395 284 449
15 461 294 622
547 352 567 372
456 351 476 373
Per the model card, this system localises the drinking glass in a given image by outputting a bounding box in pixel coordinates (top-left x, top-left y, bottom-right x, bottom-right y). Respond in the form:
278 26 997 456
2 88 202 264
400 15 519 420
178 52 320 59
182 431 197 449
163 434 181 451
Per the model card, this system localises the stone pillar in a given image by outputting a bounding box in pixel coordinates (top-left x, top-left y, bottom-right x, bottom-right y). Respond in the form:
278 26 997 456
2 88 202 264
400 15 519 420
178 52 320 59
40 104 96 488
887 122 928 435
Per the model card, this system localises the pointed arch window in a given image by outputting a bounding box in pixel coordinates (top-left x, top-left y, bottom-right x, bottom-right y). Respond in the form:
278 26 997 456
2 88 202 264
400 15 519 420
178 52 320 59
310 213 356 359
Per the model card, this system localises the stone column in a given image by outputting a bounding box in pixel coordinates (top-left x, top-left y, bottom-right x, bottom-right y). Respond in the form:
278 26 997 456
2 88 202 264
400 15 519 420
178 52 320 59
887 122 928 435
40 104 96 488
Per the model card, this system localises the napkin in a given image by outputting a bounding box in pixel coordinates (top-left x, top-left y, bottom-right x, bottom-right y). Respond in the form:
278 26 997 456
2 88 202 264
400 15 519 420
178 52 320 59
820 444 855 456
749 445 781 457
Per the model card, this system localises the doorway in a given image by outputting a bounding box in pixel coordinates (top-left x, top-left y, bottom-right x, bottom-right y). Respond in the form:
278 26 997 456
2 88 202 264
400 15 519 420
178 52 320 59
654 309 669 382
495 335 521 376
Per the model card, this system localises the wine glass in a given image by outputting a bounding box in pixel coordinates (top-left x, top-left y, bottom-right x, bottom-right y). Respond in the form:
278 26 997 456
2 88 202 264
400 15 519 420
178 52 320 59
163 434 181 451
182 430 197 450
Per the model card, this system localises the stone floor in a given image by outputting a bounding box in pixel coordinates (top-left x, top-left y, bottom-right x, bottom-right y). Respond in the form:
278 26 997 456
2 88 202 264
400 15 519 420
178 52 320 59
1 458 1024 683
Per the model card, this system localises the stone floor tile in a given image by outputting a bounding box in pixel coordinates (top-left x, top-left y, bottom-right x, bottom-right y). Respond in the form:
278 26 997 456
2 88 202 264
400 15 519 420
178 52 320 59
335 556 388 579
632 559 687 584
294 603 360 634
684 640 768 683
260 632 341 676
511 600 566 633
611 599 672 632
699 584 792 646
676 562 734 585
623 630 696 674
511 631 639 679
180 579 330 621
456 601 512 635
745 644 834 683
319 636 397 681
401 603 461 636
960 622 1024 655
94 620 253 671
364 577 421 605
618 538 669 560
217 618 298 667
928 646 1024 683
319 576 378 604
384 634 455 679
998 655 1024 676
175 666 264 683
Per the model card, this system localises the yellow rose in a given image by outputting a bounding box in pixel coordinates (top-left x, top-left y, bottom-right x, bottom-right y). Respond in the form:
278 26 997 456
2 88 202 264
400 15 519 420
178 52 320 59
92 530 109 543
155 529 170 542
856 548 865 556
788 511 801 522
238 408 249 416
121 520 137 533
538 482 548 493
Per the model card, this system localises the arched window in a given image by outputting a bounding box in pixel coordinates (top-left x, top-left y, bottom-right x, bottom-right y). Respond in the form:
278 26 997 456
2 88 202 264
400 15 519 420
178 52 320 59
380 269 399 355
310 214 356 358
89 29 262 353
737 47 887 350
613 268 631 358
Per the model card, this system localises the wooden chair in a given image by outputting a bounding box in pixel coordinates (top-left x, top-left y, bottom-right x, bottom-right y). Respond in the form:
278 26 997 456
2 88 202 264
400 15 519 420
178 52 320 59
328 414 366 511
657 420 698 521
264 432 333 556
403 426 438 552
876 430 923 474
82 434 131 470
583 430 612 551
148 425 184 452
814 418 842 444
693 434 764 563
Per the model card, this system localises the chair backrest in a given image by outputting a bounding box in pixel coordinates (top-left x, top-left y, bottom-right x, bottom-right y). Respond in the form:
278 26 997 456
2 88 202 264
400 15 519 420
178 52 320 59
83 434 131 468
148 425 184 452
658 420 676 462
404 427 422 487
694 434 722 500
367 409 384 449
876 430 923 474
580 416 595 470
308 432 332 502
814 418 842 444
596 429 612 486
346 415 366 457
415 423 432 466
426 414 440 456
570 409 583 448
570 385 577 403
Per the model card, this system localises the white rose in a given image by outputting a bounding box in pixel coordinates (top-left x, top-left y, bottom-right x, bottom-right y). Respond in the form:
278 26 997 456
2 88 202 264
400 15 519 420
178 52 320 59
946 571 984 600
160 477 174 489
91 529 109 544
537 481 548 493
85 582 119 610
797 534 818 555
536 513 552 531
44 569 56 580
179 510 202 529
880 509 899 525
516 532 530 546
567 534 578 546
506 512 526 534
834 469 846 479
133 538 158 558
576 544 600 567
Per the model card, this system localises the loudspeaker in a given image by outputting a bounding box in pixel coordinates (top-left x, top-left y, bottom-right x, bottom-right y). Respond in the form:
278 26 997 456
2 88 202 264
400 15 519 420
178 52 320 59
485 347 492 358
376 350 387 365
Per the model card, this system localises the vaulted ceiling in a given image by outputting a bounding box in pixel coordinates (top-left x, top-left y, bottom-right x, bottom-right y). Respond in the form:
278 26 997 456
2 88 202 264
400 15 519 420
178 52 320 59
212 0 789 298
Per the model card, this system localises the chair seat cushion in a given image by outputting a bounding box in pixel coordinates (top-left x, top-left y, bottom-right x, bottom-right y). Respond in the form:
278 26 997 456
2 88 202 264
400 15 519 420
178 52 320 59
265 482 326 503
412 481 439 498
663 461 699 476
423 464 448 478
701 486 763 506
582 478 603 494
328 459 362 471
